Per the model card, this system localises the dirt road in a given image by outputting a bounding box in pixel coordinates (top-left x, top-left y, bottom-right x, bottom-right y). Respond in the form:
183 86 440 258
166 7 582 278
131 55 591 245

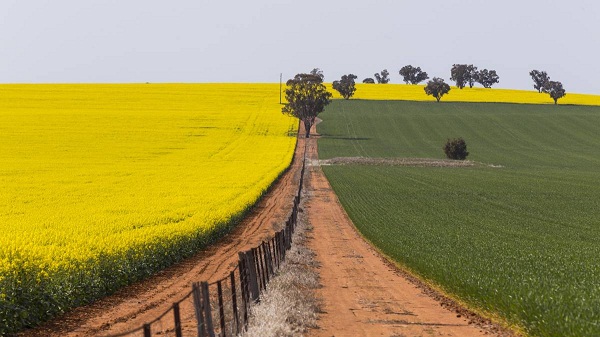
20 136 306 337
304 130 508 337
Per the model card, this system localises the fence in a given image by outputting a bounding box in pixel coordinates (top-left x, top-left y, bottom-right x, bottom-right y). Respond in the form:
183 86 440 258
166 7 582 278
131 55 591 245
104 142 307 337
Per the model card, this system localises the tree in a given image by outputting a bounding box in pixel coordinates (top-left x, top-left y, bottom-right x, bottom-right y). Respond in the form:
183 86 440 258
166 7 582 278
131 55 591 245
529 70 550 93
424 77 451 102
475 69 500 88
544 81 566 104
282 73 332 138
399 65 429 84
374 69 390 84
443 138 469 160
466 65 478 88
450 64 467 89
332 74 358 100
450 64 477 89
363 78 375 84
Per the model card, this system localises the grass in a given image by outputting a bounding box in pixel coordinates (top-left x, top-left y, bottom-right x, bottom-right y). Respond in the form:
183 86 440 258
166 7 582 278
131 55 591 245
318 99 600 337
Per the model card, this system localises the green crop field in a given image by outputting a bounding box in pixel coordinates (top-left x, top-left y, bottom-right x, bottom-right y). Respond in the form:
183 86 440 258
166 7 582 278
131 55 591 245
318 100 600 337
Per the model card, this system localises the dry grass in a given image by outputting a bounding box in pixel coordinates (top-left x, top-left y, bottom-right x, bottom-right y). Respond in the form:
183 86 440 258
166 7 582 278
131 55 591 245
240 208 320 337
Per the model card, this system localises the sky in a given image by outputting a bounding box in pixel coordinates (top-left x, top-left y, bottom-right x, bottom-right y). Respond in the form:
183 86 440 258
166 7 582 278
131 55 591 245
1 0 599 94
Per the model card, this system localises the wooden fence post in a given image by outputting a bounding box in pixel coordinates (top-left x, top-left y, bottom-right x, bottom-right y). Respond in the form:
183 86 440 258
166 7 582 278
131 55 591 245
261 242 270 283
280 229 286 258
271 232 279 270
217 280 226 337
245 250 260 302
259 244 268 287
277 232 283 265
173 302 183 337
272 234 278 269
201 281 216 337
238 254 249 329
266 240 273 276
143 324 151 337
254 246 262 290
280 230 286 259
230 270 240 335
254 247 266 291
193 282 207 337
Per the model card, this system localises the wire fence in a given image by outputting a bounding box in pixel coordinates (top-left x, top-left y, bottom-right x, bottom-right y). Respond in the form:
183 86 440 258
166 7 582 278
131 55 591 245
102 141 307 337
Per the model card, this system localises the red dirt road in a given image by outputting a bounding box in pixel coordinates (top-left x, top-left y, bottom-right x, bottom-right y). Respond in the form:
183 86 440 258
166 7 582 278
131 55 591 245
19 136 306 337
304 129 508 337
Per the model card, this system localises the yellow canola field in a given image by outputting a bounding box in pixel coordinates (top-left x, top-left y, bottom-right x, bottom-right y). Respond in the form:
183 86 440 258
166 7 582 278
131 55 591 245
0 83 297 331
328 83 600 106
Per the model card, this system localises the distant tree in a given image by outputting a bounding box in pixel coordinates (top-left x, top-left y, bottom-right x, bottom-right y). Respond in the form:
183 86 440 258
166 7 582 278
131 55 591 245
282 73 332 138
399 65 429 84
450 64 469 89
443 138 469 160
465 65 478 88
529 70 550 93
450 64 478 89
363 78 375 84
333 74 358 100
310 68 325 81
544 81 566 104
374 69 390 84
475 69 500 88
424 77 451 102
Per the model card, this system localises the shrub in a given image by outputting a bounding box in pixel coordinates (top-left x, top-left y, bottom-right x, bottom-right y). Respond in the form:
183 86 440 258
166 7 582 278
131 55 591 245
443 138 469 160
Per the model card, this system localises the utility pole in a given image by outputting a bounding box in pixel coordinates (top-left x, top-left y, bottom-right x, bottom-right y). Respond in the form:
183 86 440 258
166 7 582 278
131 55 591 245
279 73 283 104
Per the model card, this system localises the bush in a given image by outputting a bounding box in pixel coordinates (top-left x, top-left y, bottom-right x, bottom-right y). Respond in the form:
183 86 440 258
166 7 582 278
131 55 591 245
443 138 469 160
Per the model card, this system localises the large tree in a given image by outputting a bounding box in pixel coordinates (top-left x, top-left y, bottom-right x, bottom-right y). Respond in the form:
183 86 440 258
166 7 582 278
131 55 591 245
399 65 429 84
475 69 500 88
374 69 390 84
282 73 332 138
450 64 478 89
529 70 550 93
545 81 566 104
333 74 358 99
424 77 451 102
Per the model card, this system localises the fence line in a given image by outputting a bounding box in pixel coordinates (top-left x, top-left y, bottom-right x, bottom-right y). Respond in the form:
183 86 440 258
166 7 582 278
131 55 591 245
102 138 307 337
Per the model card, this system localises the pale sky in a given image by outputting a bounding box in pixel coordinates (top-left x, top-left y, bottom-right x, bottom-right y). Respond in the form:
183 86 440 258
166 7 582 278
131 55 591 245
1 0 599 93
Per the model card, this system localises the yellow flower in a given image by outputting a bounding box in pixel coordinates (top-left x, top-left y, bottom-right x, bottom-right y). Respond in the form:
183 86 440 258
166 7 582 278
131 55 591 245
0 83 297 306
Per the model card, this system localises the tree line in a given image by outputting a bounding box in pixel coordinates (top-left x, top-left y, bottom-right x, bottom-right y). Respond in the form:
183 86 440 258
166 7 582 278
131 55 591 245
331 65 566 104
282 67 568 138
361 64 499 89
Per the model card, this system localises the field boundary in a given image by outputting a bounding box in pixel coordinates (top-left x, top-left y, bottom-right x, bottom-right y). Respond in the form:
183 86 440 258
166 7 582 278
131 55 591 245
100 140 307 337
